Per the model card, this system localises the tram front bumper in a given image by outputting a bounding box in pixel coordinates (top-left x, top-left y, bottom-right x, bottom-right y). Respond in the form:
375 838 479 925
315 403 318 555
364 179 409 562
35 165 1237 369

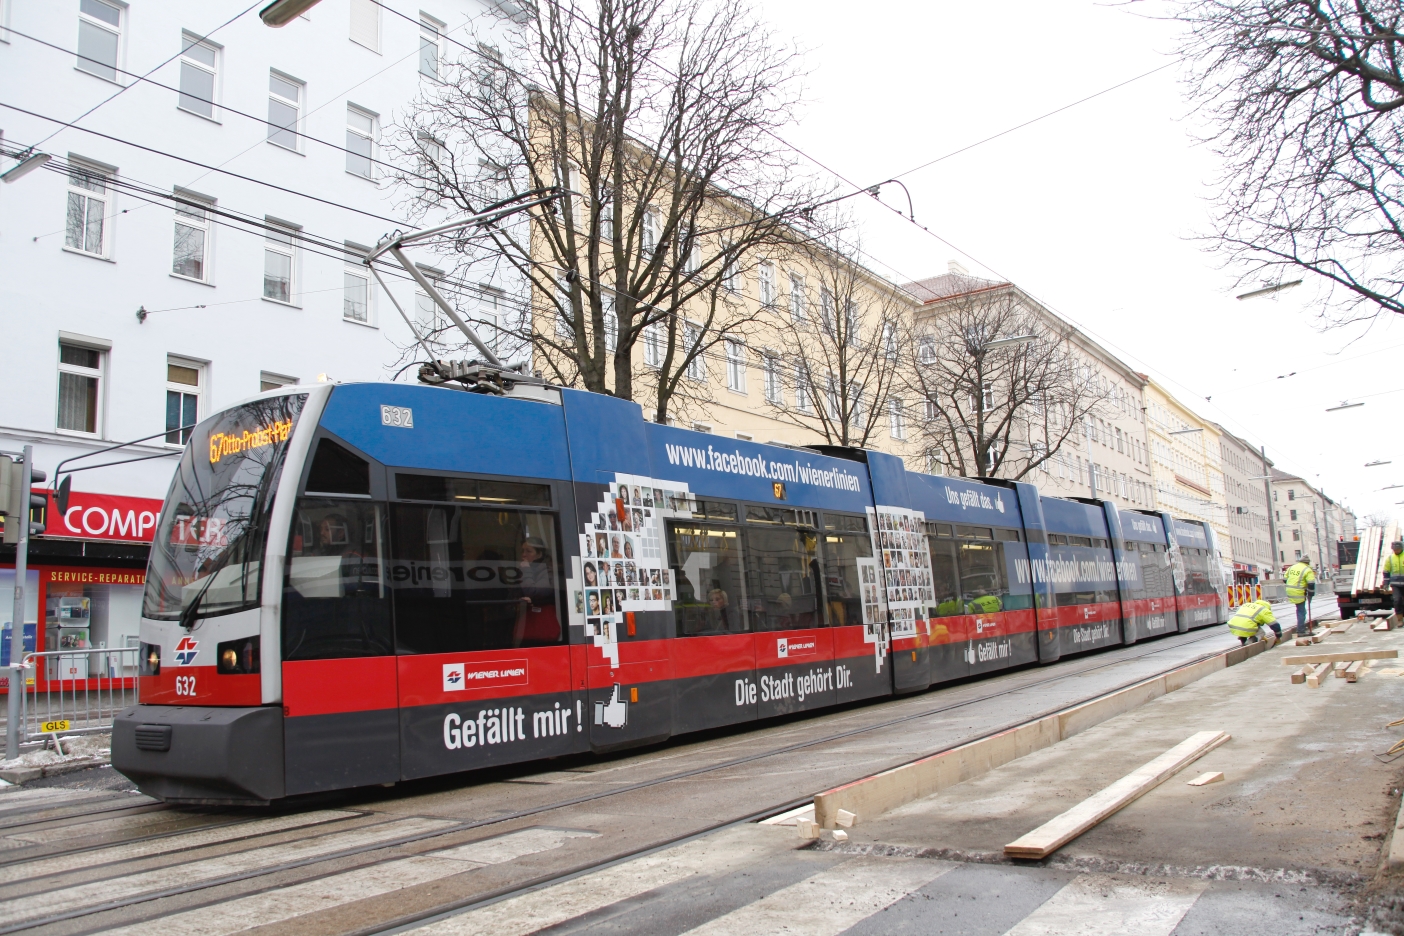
112 704 285 805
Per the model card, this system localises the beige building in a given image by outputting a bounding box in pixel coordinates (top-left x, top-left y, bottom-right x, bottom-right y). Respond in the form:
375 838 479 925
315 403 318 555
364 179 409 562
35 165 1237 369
1144 379 1230 547
1270 471 1355 574
1214 425 1276 580
901 269 1156 511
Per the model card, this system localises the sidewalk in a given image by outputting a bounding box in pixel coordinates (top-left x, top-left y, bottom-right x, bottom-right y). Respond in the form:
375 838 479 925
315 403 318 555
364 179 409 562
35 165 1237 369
819 620 1404 930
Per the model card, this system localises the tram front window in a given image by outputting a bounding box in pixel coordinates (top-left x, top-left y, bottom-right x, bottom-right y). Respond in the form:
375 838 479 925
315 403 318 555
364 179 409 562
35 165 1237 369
143 393 306 621
389 504 563 653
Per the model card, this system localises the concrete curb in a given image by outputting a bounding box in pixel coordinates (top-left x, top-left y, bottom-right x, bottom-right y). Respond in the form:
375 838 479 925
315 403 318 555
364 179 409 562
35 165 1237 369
812 639 1269 829
0 757 108 786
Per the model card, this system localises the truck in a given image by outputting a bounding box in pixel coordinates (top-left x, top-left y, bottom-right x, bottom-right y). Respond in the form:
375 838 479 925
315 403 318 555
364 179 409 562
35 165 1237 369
1336 523 1398 620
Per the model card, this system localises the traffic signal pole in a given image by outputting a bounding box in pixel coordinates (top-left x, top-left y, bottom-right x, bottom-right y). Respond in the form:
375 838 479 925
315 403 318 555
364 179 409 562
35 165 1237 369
6 446 41 761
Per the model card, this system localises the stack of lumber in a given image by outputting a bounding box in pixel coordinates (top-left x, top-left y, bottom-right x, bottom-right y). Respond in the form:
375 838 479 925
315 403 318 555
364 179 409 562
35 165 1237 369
1283 649 1397 687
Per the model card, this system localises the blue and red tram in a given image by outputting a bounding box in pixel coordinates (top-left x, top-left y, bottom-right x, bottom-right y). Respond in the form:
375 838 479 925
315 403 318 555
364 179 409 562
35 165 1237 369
113 382 1227 803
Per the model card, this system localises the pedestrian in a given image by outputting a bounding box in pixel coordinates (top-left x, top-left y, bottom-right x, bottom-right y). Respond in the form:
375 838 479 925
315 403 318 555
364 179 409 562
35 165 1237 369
1382 541 1404 628
1226 597 1280 648
1283 555 1317 637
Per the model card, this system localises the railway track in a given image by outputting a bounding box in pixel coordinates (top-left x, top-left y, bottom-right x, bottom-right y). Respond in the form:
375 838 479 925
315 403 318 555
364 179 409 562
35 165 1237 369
0 626 1245 936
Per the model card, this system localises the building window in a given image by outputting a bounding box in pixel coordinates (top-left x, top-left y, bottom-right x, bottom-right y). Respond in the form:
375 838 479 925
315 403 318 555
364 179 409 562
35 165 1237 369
263 220 298 303
692 422 712 434
177 33 218 118
789 274 806 322
795 365 812 414
346 105 376 178
56 343 103 435
820 287 834 335
1289 509 1297 521
554 276 574 339
918 335 935 364
882 321 898 360
924 395 938 420
267 71 302 151
1288 489 1295 500
420 14 443 79
260 371 296 392
726 339 746 393
643 322 664 369
165 359 202 444
889 399 905 440
65 164 109 257
926 452 945 475
172 192 212 281
349 0 380 51
685 322 705 380
343 254 370 323
77 0 121 82
757 261 775 307
641 207 658 256
763 354 783 405
603 294 618 352
475 285 502 352
722 243 740 294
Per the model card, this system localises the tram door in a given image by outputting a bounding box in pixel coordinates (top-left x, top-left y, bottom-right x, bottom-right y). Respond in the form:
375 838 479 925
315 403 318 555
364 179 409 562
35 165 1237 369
666 510 759 734
386 474 586 781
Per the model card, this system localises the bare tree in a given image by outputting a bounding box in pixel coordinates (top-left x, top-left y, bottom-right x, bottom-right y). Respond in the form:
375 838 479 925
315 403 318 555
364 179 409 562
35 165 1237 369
389 0 828 419
902 281 1110 479
1166 0 1404 324
761 234 906 447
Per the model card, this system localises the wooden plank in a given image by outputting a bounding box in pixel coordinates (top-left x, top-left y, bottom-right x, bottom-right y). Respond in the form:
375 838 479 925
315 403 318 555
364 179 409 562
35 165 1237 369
1346 661 1365 683
1307 662 1334 688
1187 771 1224 786
1335 661 1350 678
1280 650 1399 666
1004 731 1229 860
1290 667 1308 685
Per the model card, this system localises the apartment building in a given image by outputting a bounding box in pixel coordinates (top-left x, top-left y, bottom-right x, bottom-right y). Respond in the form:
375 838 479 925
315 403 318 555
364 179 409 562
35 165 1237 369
1214 425 1275 581
902 268 1156 512
0 0 510 638
1270 470 1354 573
1142 379 1229 549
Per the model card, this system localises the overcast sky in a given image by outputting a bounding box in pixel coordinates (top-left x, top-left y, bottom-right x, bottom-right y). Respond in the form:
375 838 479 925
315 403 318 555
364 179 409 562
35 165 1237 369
755 0 1404 527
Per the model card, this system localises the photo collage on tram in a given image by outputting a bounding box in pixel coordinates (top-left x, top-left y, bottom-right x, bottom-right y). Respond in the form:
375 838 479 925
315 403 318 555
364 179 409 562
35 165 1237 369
868 506 935 639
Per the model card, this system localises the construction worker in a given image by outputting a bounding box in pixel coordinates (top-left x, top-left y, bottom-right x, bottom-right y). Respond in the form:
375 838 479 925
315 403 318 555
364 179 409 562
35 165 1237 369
1382 541 1404 627
1283 556 1317 637
1226 597 1280 647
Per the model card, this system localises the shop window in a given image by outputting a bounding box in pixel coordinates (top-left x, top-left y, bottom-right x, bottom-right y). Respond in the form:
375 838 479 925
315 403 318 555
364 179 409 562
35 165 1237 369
42 570 143 679
667 522 746 636
389 503 562 652
283 499 392 660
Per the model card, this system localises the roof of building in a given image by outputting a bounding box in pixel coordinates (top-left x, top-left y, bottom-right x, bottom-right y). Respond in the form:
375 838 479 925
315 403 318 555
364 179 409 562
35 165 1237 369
900 272 1008 304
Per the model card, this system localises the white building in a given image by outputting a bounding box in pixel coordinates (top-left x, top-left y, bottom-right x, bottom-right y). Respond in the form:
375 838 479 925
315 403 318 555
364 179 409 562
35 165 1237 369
0 0 514 648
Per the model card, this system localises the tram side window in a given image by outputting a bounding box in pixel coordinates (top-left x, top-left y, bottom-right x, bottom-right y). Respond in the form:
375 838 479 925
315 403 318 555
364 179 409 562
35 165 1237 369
389 504 563 654
282 499 393 660
927 535 962 617
957 538 1009 613
667 522 746 636
743 525 822 631
822 517 872 627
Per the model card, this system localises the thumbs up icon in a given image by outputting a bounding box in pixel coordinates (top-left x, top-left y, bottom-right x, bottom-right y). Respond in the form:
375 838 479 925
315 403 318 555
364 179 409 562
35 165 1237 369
593 684 629 729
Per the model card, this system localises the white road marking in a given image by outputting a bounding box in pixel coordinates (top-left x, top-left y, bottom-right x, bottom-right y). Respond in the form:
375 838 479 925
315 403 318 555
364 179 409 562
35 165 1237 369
677 857 951 936
0 816 456 925
409 828 784 936
4 808 220 846
98 826 604 936
1001 874 1207 936
0 810 358 884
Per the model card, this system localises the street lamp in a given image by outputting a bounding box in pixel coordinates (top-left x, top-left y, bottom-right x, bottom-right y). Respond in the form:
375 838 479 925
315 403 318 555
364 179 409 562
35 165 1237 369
1168 427 1204 435
1 150 50 184
985 334 1036 350
1236 280 1303 300
259 0 323 26
1327 401 1364 411
1366 460 1393 467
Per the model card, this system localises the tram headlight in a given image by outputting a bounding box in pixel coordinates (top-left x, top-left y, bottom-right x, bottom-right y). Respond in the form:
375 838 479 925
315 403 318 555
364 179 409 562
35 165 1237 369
215 637 260 675
139 642 160 676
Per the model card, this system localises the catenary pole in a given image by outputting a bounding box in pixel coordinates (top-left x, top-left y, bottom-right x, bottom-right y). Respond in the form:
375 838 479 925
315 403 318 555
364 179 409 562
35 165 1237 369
1261 446 1279 581
7 446 32 761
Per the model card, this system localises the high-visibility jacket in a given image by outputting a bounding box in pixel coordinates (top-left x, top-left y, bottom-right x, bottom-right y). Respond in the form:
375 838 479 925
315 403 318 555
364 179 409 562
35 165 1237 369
1385 552 1404 586
936 598 963 617
1227 599 1276 639
967 594 1003 614
1284 562 1316 604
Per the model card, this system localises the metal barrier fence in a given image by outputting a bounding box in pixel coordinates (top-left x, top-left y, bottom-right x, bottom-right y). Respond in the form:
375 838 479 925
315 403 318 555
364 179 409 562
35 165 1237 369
10 647 140 743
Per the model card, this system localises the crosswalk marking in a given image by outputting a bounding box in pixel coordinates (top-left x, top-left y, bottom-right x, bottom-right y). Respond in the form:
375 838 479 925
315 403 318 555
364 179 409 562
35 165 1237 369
409 827 784 936
0 810 358 885
0 816 456 926
677 857 951 936
1001 873 1207 936
96 826 598 936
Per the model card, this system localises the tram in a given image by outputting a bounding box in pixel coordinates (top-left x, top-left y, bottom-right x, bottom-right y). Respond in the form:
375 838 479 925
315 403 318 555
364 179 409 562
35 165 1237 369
113 382 1227 804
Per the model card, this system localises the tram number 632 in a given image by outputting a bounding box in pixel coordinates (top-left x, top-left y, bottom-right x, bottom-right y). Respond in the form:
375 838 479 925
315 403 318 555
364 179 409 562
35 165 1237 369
174 676 197 696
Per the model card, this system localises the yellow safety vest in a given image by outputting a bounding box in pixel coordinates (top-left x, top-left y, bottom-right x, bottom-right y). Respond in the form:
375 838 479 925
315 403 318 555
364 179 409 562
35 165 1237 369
936 598 963 618
966 594 1003 614
1385 552 1404 584
1227 599 1275 639
1284 562 1316 603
